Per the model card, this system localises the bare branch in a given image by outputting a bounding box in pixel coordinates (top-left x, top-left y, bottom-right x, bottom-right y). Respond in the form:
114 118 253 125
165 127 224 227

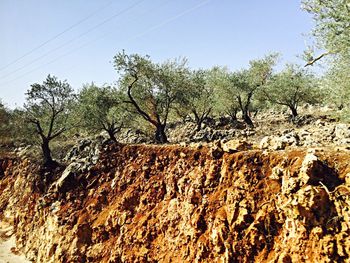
49 128 66 140
304 52 331 67
127 75 158 127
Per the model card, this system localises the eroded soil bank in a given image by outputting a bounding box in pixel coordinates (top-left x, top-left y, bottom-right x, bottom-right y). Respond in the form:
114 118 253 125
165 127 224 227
0 221 29 263
0 143 350 262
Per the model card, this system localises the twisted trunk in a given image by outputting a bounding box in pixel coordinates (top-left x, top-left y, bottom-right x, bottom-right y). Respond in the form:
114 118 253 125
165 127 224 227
155 124 167 144
242 110 254 127
290 107 298 118
41 139 53 166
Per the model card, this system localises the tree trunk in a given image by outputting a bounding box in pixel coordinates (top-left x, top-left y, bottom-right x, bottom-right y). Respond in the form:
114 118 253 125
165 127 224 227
193 111 202 132
41 138 53 166
193 108 211 132
242 111 254 127
238 94 254 127
229 111 237 123
290 107 298 118
107 129 117 142
196 121 202 132
155 124 167 144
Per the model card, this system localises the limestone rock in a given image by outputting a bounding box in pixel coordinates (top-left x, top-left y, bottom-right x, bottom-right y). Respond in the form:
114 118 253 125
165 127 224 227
1 144 350 262
335 124 350 140
221 139 252 153
260 132 299 151
259 136 286 150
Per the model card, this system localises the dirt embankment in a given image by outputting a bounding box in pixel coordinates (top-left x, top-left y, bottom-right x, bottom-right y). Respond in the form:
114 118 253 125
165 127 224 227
0 221 29 263
0 143 350 262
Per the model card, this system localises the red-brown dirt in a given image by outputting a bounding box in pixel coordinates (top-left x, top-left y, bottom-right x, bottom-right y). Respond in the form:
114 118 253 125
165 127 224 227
0 143 350 262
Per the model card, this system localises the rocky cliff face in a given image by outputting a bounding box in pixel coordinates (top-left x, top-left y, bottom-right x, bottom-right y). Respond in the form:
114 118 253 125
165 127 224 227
0 143 350 262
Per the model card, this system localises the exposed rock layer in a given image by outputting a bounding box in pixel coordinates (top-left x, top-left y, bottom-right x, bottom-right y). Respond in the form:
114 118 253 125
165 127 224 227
1 144 350 262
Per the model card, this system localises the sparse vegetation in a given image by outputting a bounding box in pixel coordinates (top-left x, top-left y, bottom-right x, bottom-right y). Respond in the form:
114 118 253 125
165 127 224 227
0 1 348 166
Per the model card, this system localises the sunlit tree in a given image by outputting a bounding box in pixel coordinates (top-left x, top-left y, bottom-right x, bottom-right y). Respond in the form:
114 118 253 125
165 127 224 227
25 75 74 165
114 51 188 143
263 64 319 118
77 84 129 141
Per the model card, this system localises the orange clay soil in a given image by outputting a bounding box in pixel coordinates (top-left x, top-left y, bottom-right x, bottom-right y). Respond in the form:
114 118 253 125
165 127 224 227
0 143 350 262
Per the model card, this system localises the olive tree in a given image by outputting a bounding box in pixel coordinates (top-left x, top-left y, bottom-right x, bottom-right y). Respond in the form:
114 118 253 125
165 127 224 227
302 0 350 59
219 54 277 127
176 69 215 131
323 57 350 110
114 51 188 143
229 70 254 126
25 75 74 165
302 0 350 119
77 84 128 141
0 101 10 142
208 66 241 123
263 64 319 118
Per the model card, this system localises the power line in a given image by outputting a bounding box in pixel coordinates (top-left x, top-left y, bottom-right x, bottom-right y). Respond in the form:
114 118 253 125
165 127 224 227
0 0 115 72
0 0 211 87
127 0 211 43
0 0 146 80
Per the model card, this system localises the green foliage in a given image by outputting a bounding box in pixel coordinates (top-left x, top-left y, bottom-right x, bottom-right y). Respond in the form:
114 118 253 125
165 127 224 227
302 0 350 119
0 101 7 120
25 74 74 164
206 66 236 117
262 64 320 117
0 101 37 145
302 0 350 57
10 108 37 144
209 54 278 126
323 55 350 109
114 51 189 143
247 54 278 87
25 74 74 138
76 83 130 140
175 69 215 130
0 101 10 143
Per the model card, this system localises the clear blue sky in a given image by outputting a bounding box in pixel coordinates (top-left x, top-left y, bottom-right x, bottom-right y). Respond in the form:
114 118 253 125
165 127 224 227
0 0 313 108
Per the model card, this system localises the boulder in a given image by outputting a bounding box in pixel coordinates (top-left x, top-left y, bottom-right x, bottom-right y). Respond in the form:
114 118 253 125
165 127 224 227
221 140 252 153
53 163 80 193
299 152 342 191
335 124 350 139
259 136 286 150
260 132 299 150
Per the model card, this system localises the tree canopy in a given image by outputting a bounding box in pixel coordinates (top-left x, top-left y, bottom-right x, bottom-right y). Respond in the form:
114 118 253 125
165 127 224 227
263 64 319 118
175 69 215 131
302 0 350 63
114 51 189 143
77 84 128 141
25 75 74 165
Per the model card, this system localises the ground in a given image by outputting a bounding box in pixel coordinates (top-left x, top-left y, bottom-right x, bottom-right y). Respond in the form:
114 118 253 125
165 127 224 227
0 107 350 262
0 222 29 263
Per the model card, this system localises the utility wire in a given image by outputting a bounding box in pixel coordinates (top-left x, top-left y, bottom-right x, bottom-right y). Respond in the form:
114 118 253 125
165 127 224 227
0 0 146 80
127 0 211 43
0 0 115 72
0 0 211 87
